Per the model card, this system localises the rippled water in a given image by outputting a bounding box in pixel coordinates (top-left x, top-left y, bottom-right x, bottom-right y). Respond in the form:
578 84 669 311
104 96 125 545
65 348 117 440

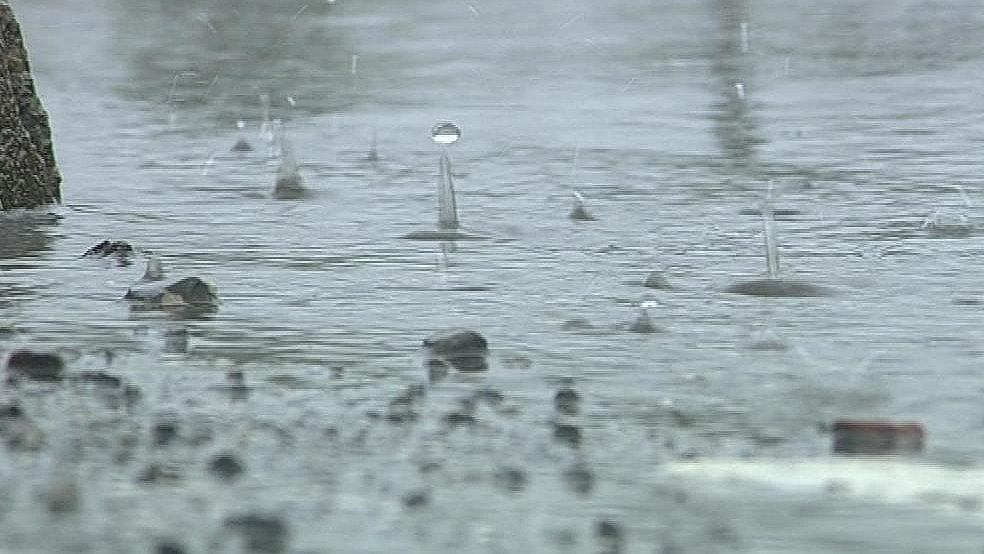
4 0 984 552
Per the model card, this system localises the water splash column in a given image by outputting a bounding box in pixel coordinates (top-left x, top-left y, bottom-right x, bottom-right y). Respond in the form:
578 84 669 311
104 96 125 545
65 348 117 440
431 121 461 230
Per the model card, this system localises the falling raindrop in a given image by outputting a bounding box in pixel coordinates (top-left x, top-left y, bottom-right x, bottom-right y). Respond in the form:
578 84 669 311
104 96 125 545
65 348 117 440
431 121 461 146
762 182 780 278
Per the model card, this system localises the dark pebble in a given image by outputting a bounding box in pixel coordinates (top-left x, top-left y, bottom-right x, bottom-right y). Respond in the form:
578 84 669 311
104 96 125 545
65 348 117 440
473 387 505 407
224 514 289 553
77 371 122 388
136 463 181 484
5 350 64 382
226 370 245 385
597 519 625 554
554 387 581 416
444 411 476 428
403 490 430 509
494 466 528 492
562 461 594 495
124 384 142 408
0 401 23 420
208 452 245 481
153 418 180 446
553 422 582 448
155 540 188 554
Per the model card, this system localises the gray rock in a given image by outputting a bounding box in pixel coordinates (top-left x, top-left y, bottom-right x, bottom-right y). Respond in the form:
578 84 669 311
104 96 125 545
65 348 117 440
0 2 61 210
725 278 829 297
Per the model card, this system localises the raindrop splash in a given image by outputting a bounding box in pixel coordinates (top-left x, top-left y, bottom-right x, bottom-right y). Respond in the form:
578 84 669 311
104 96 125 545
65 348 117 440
432 122 461 230
762 182 780 278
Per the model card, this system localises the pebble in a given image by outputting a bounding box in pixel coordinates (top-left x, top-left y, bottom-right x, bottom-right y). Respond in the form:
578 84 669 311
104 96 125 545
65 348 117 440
208 452 245 481
224 513 289 553
562 461 594 495
402 490 430 509
494 466 528 492
553 422 582 448
155 540 188 554
153 418 180 446
554 386 581 416
596 519 625 554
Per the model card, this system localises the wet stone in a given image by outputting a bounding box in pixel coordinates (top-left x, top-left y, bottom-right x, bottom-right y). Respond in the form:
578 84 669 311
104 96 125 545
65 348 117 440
402 490 430 509
554 386 581 416
553 422 582 448
423 329 489 372
136 463 181 484
562 461 594 495
473 387 505 408
224 513 289 553
155 540 188 554
124 384 141 409
596 519 625 554
494 466 528 493
5 350 64 382
208 453 245 480
443 411 476 428
153 418 180 446
40 477 80 514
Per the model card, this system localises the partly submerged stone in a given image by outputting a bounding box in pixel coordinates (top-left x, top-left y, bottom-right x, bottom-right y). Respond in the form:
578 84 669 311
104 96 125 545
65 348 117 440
423 329 489 372
272 137 305 200
725 278 829 298
5 349 63 382
125 277 220 310
643 270 671 290
224 513 289 553
568 191 596 221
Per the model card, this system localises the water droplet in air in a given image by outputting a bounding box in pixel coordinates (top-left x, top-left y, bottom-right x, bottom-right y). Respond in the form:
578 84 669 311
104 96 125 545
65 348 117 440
431 122 461 146
236 120 246 130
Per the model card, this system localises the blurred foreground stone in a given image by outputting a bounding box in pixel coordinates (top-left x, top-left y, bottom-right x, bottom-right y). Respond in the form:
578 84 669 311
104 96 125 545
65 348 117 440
0 2 61 209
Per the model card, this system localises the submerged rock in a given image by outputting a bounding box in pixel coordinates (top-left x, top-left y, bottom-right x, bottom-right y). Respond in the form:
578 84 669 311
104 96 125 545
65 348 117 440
627 309 659 333
423 329 489 372
643 270 671 290
725 278 829 297
231 137 254 152
5 350 63 382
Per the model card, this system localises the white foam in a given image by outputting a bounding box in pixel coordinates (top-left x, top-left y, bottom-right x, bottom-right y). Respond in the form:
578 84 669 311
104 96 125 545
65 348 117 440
665 458 984 516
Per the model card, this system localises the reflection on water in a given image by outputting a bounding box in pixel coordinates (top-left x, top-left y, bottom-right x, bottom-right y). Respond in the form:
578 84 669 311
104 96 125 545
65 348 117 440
116 0 351 125
709 0 763 173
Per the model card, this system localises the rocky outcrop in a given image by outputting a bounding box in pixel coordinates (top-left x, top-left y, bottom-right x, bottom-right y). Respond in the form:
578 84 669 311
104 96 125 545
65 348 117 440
0 2 60 210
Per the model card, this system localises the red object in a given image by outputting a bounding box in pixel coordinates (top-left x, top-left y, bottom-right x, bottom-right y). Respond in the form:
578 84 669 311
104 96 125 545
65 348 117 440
831 420 925 455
